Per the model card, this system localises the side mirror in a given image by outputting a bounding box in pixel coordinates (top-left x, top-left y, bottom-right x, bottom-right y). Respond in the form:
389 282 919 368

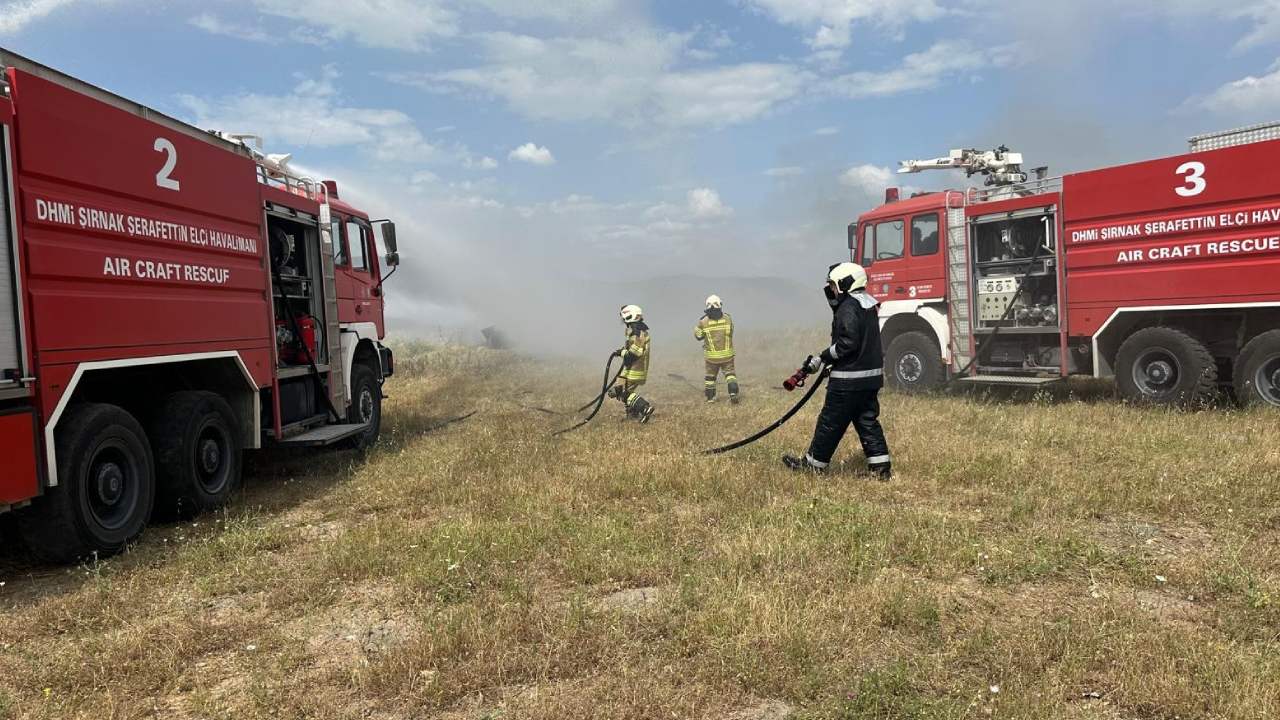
847 222 856 250
380 221 398 254
385 251 400 267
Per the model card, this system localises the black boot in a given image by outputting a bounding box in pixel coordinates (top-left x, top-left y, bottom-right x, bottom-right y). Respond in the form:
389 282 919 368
868 462 891 481
782 454 827 473
628 396 655 423
704 386 717 403
728 378 740 404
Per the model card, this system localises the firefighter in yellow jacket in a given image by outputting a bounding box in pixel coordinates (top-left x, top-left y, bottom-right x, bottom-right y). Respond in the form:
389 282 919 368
608 304 655 423
695 294 739 403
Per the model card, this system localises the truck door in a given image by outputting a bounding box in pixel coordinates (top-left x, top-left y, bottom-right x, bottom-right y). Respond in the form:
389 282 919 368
904 212 945 300
0 118 24 390
857 216 908 303
335 216 381 333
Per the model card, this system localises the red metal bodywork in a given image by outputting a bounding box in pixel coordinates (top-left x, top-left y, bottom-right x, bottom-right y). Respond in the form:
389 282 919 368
0 62 386 509
1062 139 1280 337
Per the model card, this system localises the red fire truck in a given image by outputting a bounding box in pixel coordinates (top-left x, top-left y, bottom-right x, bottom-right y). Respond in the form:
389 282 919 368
854 129 1280 407
0 50 399 561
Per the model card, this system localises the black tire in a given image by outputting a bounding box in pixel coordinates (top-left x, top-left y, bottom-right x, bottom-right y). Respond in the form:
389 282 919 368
15 403 154 563
1233 329 1280 408
1115 327 1217 407
149 392 243 519
885 331 946 393
343 363 382 450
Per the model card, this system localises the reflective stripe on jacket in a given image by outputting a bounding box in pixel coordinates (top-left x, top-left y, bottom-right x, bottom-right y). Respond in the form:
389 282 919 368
818 292 883 390
694 313 734 361
621 324 650 382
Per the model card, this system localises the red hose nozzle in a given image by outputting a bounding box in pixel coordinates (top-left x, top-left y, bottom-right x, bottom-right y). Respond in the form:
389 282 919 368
782 368 809 392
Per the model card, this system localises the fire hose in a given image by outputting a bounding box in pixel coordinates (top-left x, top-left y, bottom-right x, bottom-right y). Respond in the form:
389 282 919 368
553 353 625 436
702 366 829 455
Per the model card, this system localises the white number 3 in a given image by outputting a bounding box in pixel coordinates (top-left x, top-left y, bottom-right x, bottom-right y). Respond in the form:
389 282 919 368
1175 160 1205 198
154 137 180 191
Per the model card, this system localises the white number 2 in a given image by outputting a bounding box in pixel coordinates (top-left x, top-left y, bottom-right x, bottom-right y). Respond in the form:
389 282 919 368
154 137 180 191
1175 160 1205 198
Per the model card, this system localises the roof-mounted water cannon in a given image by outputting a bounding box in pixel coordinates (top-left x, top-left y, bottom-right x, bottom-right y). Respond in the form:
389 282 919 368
898 146 1032 186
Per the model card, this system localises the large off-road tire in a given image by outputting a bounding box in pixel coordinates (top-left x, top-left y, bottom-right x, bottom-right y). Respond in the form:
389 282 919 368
1115 326 1217 407
16 403 155 563
1233 329 1280 408
149 391 242 519
343 362 382 450
885 331 946 393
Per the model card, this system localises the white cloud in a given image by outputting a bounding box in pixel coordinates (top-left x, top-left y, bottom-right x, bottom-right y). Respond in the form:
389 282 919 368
765 166 805 177
401 31 807 129
827 40 1017 98
747 0 948 51
839 164 894 193
1187 59 1280 117
188 13 272 42
467 0 628 22
249 0 458 51
178 66 442 164
688 187 733 219
0 0 76 33
508 143 556 165
466 155 500 170
813 126 840 136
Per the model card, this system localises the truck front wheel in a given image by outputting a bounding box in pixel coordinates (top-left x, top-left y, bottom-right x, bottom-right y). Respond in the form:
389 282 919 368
150 392 243 519
1115 327 1217 407
343 362 382 450
885 331 945 392
1233 330 1280 408
16 403 155 563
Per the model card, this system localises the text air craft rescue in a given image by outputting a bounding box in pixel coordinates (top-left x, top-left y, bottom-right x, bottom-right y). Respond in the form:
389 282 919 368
0 49 402 562
851 127 1280 407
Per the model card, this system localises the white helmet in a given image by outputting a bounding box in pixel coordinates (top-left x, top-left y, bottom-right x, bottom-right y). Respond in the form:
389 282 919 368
705 294 722 310
827 262 869 294
620 304 643 323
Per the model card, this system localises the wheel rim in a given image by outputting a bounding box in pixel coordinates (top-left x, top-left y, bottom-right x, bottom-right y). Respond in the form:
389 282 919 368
357 387 375 425
85 442 140 531
897 352 924 383
194 421 233 495
1131 347 1182 398
1252 352 1280 406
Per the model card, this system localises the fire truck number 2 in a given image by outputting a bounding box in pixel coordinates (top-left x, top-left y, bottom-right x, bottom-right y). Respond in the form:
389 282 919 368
1175 161 1206 198
154 137 180 192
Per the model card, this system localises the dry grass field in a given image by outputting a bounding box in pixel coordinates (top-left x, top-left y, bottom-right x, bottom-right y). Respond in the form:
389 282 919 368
2 330 1279 719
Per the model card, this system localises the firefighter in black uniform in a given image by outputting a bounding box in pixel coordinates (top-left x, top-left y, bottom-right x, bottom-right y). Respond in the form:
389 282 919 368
783 262 892 479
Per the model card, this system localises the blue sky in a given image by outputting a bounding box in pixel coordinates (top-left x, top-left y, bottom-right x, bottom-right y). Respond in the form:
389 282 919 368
3 0 1280 333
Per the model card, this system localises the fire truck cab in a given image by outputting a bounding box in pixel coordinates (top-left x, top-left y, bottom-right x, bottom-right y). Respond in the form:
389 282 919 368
855 126 1280 407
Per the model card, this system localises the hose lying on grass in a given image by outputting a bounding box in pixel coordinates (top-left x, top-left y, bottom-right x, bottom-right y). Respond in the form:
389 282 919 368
702 368 829 455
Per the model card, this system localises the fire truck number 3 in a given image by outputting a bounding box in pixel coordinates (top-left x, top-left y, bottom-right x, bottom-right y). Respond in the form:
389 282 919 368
1175 160 1206 198
153 137 180 192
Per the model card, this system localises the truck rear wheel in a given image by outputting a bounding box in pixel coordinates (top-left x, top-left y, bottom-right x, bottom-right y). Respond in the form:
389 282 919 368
343 363 382 450
1233 330 1280 408
16 403 155 563
885 331 945 392
1115 327 1217 407
150 391 242 519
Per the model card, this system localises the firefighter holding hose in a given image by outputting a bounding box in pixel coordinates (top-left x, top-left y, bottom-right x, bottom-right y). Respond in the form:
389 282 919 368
694 295 739 403
609 304 656 423
782 262 891 479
